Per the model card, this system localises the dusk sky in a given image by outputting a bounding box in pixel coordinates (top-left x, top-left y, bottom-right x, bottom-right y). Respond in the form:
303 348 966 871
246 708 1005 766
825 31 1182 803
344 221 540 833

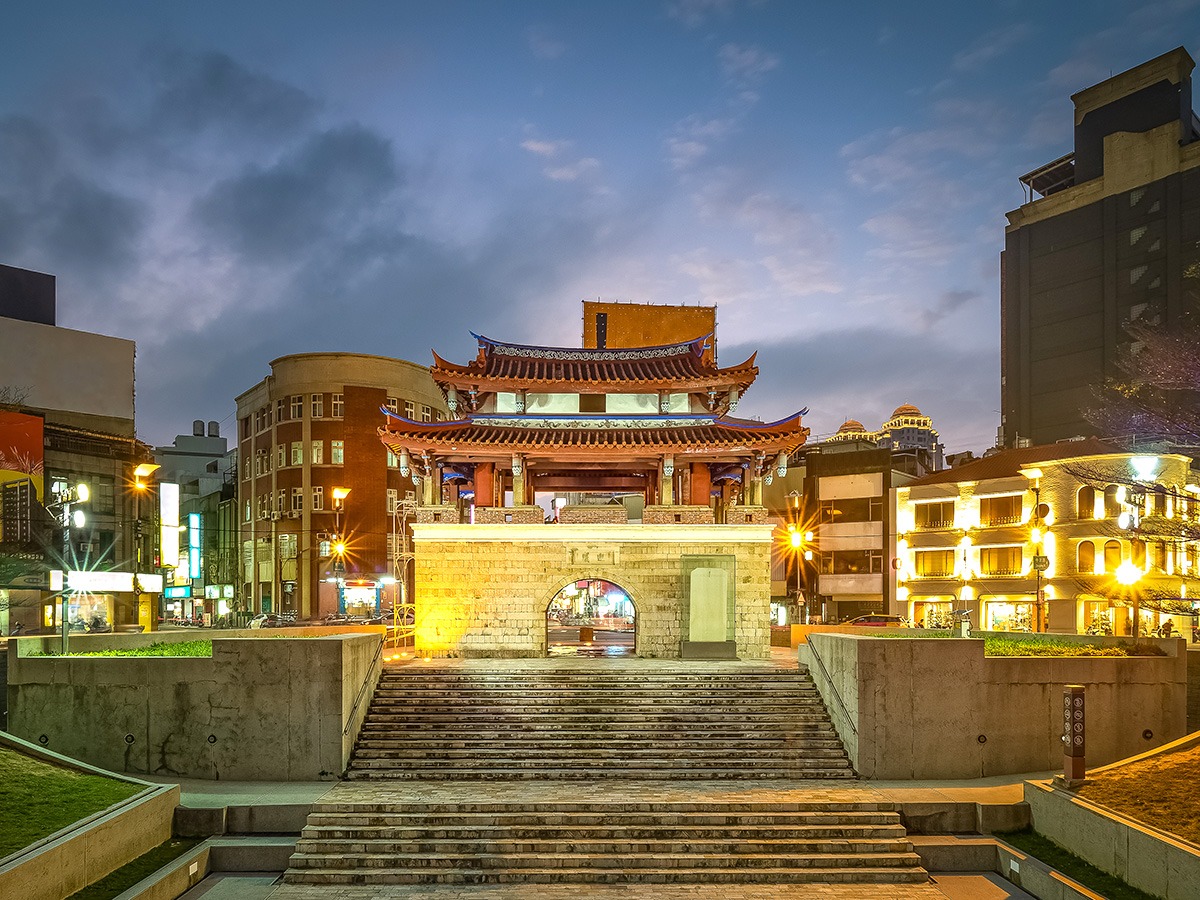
3 1 1199 452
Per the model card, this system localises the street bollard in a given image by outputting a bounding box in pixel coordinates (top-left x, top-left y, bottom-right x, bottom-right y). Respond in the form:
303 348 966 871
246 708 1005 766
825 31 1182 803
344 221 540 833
1062 684 1085 786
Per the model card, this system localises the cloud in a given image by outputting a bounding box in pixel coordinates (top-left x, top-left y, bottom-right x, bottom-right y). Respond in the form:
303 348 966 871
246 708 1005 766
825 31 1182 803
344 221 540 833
718 43 780 85
526 26 567 60
665 115 737 171
192 126 399 261
951 23 1033 72
666 0 736 28
520 138 568 157
149 50 319 141
545 157 600 182
916 288 979 330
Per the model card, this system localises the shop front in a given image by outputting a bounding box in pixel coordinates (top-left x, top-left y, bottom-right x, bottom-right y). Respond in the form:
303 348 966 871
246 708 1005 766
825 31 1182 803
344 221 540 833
909 595 956 629
983 596 1036 632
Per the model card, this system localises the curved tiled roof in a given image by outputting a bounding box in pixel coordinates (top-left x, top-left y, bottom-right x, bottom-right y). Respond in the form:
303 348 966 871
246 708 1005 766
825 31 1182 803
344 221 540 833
379 410 809 462
891 404 922 418
430 333 758 392
837 419 867 433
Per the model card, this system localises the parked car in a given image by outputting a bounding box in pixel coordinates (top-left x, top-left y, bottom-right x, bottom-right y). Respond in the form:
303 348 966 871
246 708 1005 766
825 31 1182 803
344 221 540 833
845 614 907 627
249 614 279 629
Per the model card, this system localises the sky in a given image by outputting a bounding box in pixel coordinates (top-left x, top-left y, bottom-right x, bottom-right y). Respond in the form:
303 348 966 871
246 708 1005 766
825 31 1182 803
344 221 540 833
3 1 1200 453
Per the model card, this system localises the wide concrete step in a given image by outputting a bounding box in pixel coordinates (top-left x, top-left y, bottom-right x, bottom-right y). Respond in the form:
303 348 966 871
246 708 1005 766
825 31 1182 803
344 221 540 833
355 738 846 751
296 838 913 855
370 689 823 699
361 712 831 724
306 802 900 815
344 768 856 781
352 745 848 759
289 850 923 871
284 866 929 885
301 824 908 841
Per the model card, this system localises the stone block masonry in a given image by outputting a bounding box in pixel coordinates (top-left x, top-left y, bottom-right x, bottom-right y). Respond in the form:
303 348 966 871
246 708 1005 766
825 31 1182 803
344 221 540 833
411 523 775 658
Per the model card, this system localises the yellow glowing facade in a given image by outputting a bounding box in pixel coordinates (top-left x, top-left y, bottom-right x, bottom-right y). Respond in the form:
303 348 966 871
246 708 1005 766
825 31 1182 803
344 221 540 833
893 441 1200 634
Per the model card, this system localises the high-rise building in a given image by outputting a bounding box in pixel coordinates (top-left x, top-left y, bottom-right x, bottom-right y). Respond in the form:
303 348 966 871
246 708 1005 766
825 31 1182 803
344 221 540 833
1001 48 1200 447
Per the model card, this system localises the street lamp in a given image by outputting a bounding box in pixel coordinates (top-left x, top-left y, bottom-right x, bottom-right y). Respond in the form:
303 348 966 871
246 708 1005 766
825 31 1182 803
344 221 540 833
1115 560 1144 640
51 481 89 654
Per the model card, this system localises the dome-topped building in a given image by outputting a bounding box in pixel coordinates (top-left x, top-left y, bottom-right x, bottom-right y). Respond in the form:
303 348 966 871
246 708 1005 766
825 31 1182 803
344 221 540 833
824 405 944 470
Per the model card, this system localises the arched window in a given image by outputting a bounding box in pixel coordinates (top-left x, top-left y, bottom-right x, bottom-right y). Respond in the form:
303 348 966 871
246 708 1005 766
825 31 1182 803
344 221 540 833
1076 486 1096 519
1151 484 1167 516
1103 485 1122 517
1131 539 1146 569
1103 540 1122 572
1076 540 1095 574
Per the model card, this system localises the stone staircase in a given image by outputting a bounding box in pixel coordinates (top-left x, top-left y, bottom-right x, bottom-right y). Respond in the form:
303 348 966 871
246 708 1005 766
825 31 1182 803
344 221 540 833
285 664 929 886
344 665 855 780
285 800 927 885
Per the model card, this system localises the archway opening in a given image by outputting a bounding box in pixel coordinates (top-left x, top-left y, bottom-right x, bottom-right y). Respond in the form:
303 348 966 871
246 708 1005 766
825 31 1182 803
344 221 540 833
546 579 636 657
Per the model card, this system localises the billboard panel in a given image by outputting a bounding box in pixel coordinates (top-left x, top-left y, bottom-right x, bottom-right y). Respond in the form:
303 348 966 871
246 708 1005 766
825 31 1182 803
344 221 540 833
0 411 45 560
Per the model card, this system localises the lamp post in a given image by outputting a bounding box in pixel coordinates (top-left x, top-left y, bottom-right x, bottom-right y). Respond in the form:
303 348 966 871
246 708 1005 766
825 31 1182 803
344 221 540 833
53 481 89 654
131 463 160 622
331 487 350 613
1116 560 1144 640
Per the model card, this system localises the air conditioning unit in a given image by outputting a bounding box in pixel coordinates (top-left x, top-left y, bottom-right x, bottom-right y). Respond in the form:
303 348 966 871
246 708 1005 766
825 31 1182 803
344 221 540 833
288 510 301 518
270 511 281 521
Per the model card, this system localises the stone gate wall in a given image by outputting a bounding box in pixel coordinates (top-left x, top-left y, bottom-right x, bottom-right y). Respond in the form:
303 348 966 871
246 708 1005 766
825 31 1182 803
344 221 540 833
411 523 775 658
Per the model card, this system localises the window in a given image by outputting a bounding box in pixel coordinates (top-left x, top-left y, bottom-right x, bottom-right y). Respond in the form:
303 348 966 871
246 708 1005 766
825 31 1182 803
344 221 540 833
387 488 398 514
818 549 883 575
318 539 331 558
312 486 324 510
980 546 1022 576
276 399 286 421
244 500 251 522
1131 539 1146 569
1103 485 1122 517
1150 541 1167 573
94 477 115 515
291 442 302 466
276 489 286 512
979 495 1022 527
913 550 954 577
1151 484 1167 516
386 397 398 413
291 395 303 418
404 400 414 418
332 393 344 418
1076 541 1095 574
311 393 324 418
435 409 445 422
1076 486 1095 519
821 496 883 523
579 394 606 413
331 440 344 465
242 457 250 481
291 487 303 511
387 449 398 468
1104 539 1122 572
914 501 953 529
240 416 250 439
421 404 432 423
311 440 323 465
277 445 286 470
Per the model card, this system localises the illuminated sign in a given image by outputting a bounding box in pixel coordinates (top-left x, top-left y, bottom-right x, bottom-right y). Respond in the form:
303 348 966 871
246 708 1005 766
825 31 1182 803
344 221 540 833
188 512 201 579
164 585 192 599
54 570 164 593
160 483 180 568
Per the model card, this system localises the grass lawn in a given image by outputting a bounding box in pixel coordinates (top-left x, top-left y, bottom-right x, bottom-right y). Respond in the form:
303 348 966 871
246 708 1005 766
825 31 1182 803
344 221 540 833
31 640 213 658
66 837 200 900
1076 742 1200 844
1000 829 1159 900
0 747 143 858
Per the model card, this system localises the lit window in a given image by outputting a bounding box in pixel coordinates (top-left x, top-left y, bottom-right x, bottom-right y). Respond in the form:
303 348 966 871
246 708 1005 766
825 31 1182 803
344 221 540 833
311 440 323 465
386 397 398 413
332 440 344 464
292 487 303 511
421 405 432 423
404 400 414 418
291 442 302 466
277 445 286 469
244 501 251 522
1077 541 1095 574
387 449 398 468
387 488 398 514
313 486 324 510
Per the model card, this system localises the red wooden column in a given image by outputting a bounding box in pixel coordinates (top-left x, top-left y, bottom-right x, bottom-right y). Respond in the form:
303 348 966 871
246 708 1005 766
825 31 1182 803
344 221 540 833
474 462 495 507
689 462 711 506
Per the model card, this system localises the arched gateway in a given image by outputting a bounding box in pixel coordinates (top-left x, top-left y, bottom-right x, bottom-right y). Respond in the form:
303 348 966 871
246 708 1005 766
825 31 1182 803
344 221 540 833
546 577 636 656
380 330 810 659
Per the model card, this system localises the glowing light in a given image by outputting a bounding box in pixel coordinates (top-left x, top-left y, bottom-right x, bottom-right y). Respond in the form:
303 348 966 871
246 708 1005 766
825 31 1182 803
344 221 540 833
1115 561 1143 586
1131 457 1159 481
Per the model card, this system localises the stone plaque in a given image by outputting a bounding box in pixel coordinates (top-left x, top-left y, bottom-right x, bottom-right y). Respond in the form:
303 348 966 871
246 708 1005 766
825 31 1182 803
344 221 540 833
688 567 728 642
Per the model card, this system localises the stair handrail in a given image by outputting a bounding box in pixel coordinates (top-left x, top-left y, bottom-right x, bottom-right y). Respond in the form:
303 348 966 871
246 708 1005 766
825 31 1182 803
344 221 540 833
805 639 857 737
343 635 385 737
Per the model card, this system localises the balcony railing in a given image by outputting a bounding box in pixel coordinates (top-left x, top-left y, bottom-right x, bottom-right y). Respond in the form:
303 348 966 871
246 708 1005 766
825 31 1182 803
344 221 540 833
980 567 1022 577
980 515 1022 527
914 519 953 530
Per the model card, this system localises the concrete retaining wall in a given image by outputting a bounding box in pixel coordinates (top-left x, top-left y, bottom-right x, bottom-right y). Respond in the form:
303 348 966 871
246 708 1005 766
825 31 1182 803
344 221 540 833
6 631 383 780
0 734 178 900
802 633 1187 779
1025 780 1200 900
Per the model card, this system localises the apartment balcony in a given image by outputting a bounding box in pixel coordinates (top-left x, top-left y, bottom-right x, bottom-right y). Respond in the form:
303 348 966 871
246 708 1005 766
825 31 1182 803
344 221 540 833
819 573 883 595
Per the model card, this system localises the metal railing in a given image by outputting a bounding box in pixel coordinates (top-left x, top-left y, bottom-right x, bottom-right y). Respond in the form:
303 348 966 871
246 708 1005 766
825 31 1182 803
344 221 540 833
805 638 857 738
343 636 385 737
